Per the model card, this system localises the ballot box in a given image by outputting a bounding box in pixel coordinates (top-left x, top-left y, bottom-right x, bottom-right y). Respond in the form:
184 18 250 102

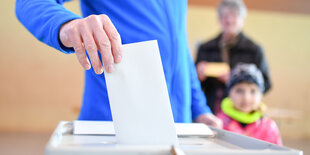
45 121 302 155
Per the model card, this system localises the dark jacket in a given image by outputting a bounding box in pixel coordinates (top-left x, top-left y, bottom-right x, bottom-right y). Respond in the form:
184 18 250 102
196 32 271 112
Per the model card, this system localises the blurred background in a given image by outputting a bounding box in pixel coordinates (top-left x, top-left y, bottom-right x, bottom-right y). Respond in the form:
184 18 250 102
1 0 310 154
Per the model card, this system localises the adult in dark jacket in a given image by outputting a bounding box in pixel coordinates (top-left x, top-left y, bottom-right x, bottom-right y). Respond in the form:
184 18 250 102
196 0 271 113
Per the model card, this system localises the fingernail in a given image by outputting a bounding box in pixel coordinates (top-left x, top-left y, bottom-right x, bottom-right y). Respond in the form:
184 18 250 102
85 59 91 70
99 67 104 74
96 68 102 74
115 54 122 63
108 64 114 73
86 64 91 70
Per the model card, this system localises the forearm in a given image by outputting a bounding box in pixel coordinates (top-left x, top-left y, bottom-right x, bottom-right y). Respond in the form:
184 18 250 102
15 0 81 54
188 51 212 120
191 85 212 120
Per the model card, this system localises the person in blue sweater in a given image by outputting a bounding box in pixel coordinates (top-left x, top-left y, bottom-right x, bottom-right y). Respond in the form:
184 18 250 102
15 0 222 128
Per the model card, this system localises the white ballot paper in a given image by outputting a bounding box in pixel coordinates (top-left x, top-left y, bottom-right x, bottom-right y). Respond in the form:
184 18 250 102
104 40 179 145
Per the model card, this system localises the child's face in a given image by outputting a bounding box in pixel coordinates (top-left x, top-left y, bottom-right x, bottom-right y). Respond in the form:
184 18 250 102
229 82 262 113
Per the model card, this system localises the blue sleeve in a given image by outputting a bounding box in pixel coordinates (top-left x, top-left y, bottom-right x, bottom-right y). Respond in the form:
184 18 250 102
15 0 82 54
187 50 212 120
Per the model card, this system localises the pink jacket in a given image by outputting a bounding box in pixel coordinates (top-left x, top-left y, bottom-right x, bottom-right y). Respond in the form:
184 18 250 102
217 111 282 145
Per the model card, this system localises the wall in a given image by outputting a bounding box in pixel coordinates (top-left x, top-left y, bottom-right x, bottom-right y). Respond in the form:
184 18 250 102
0 1 83 132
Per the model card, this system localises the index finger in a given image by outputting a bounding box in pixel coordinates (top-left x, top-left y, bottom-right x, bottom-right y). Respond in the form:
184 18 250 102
70 28 91 70
100 15 122 63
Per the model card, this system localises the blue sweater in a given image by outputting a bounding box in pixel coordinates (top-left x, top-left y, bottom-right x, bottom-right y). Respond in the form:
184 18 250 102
15 0 211 122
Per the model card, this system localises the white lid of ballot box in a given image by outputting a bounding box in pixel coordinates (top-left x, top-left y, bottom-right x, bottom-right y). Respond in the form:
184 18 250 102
45 121 302 155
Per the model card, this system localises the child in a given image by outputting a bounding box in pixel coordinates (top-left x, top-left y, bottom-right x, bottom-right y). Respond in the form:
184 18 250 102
217 63 282 145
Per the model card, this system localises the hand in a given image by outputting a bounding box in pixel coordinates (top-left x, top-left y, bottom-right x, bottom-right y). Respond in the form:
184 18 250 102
195 113 223 129
59 14 122 74
218 72 230 84
196 61 208 81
